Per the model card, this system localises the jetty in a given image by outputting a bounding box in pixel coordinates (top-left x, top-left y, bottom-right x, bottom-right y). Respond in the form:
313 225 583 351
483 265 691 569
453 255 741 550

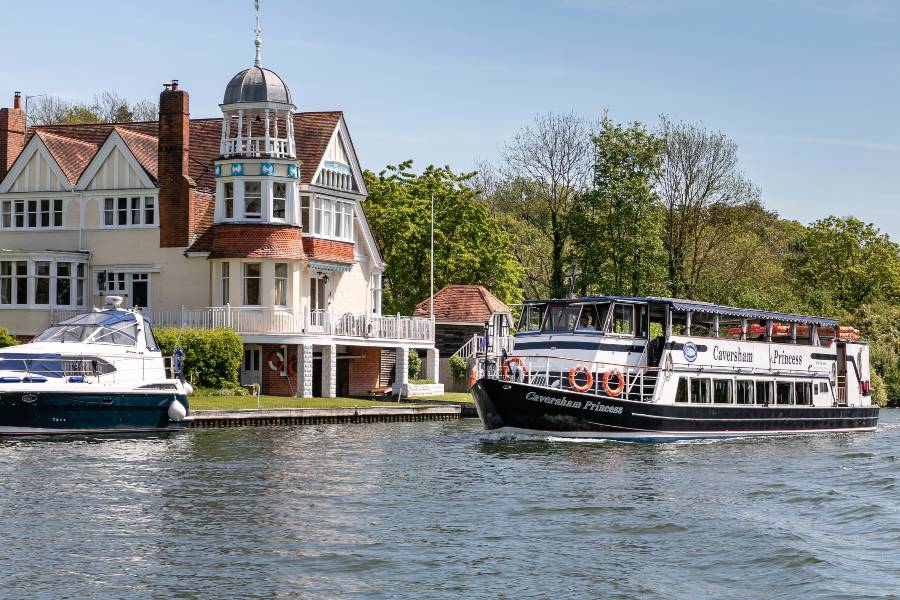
188 404 461 428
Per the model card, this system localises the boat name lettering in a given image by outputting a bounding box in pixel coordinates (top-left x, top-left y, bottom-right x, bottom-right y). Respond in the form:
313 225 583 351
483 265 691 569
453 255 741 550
773 350 803 366
524 391 583 410
712 346 753 363
582 400 624 415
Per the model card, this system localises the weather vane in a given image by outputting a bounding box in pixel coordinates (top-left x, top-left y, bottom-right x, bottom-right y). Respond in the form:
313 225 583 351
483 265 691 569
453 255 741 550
254 0 262 67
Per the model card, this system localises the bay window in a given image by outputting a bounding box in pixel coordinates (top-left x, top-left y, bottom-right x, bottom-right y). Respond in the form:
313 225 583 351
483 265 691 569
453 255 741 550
221 262 230 304
273 183 286 220
34 261 50 305
224 182 234 219
0 258 86 307
244 182 261 219
56 262 71 306
275 263 288 306
300 195 310 231
243 263 261 305
309 196 355 241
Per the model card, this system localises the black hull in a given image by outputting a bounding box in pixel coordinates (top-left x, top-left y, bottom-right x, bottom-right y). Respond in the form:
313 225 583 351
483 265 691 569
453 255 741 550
0 391 189 436
471 379 879 441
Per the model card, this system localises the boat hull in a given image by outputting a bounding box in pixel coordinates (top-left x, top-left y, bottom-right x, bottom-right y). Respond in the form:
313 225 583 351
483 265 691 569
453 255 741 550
471 378 879 441
0 390 189 436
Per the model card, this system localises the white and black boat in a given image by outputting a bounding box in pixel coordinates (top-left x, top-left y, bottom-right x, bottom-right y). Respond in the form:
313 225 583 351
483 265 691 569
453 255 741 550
471 296 878 441
0 297 191 436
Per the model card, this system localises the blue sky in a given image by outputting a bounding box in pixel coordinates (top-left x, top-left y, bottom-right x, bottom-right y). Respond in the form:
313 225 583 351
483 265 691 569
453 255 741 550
5 0 899 240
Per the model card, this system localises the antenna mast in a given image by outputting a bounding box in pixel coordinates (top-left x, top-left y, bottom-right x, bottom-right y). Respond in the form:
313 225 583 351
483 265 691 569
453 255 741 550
254 0 262 67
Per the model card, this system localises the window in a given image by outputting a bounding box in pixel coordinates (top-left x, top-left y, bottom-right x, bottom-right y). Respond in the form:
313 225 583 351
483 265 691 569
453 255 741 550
144 323 160 352
273 182 286 219
313 197 324 234
221 262 230 304
103 196 156 226
243 263 261 305
795 382 813 406
56 262 71 306
96 271 127 295
736 380 754 404
776 381 793 405
34 261 50 305
543 304 581 331
244 348 260 372
275 262 288 306
301 195 310 231
322 197 332 235
675 377 688 403
755 380 772 405
690 378 711 403
334 201 343 238
76 264 85 306
244 182 261 219
371 272 382 314
224 182 234 219
310 277 327 311
719 318 743 340
612 304 635 336
713 379 732 404
1 199 64 230
691 313 716 337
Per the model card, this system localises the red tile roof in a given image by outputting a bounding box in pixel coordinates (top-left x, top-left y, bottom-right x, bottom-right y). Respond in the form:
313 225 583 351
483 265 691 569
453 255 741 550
115 127 158 182
294 112 342 184
302 237 355 264
35 131 98 185
208 224 306 260
413 285 510 324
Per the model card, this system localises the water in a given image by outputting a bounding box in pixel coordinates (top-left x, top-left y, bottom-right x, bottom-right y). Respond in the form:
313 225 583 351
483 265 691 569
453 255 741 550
2 413 900 599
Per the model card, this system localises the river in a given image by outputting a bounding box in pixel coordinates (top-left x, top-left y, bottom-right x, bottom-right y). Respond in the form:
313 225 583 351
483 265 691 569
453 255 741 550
1 412 899 599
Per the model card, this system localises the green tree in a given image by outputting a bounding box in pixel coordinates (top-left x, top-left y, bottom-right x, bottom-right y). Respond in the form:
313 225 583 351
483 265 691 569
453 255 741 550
0 327 19 348
364 161 524 315
788 216 900 313
569 118 667 296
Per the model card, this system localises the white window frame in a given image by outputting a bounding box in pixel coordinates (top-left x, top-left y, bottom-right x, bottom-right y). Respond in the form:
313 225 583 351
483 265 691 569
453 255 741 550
274 262 288 307
243 181 262 220
272 182 287 222
1 198 65 231
243 262 262 306
370 272 382 315
0 256 88 309
99 195 157 228
221 262 230 304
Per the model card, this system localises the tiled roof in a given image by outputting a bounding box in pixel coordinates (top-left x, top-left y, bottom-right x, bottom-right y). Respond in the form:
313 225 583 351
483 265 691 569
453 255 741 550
115 127 158 181
294 112 342 184
208 224 306 260
35 131 98 184
302 237 355 264
413 285 510 324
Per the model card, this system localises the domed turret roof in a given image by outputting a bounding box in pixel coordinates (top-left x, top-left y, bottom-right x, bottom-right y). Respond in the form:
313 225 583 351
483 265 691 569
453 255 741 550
223 67 292 105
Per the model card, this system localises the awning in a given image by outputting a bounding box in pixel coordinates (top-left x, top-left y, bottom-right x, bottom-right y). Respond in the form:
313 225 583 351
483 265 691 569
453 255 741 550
309 261 352 273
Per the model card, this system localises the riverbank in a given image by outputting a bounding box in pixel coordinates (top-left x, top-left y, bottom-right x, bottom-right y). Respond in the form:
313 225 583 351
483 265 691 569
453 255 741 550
189 392 473 411
188 404 461 428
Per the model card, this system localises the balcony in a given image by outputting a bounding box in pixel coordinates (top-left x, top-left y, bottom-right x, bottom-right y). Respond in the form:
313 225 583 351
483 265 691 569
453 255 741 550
221 136 293 159
50 307 434 343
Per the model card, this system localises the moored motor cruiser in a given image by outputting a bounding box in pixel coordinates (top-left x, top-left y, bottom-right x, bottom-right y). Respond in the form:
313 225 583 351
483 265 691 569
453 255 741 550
0 297 192 436
471 296 878 441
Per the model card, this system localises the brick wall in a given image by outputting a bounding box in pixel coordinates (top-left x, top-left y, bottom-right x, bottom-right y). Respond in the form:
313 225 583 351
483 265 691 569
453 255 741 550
349 346 381 396
0 94 25 181
260 344 299 396
158 83 195 248
302 237 355 263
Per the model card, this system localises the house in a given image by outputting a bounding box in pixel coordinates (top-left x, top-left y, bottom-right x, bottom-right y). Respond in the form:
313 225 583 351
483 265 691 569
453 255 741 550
0 34 437 397
413 285 511 390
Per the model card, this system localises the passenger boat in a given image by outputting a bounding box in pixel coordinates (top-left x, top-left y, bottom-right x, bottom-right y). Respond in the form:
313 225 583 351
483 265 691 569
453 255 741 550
471 296 878 441
0 297 191 436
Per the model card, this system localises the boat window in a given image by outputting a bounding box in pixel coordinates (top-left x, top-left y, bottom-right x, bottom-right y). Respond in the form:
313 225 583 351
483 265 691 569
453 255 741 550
736 380 754 404
795 324 812 345
713 379 732 404
611 304 635 336
519 304 546 332
35 311 139 346
671 311 688 336
692 313 716 337
746 320 767 341
819 382 829 394
795 382 813 405
817 326 836 347
543 304 581 332
690 378 711 403
755 380 772 405
776 381 793 405
144 322 159 352
772 321 792 344
576 303 608 332
675 377 688 403
718 318 743 339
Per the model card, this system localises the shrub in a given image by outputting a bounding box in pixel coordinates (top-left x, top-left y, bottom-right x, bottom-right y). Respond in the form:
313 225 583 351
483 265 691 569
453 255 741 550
871 370 889 408
408 350 421 379
0 327 19 348
155 327 243 388
449 355 468 379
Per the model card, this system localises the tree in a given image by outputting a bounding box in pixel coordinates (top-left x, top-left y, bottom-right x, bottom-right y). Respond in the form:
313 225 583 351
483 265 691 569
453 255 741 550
26 92 158 126
787 216 900 313
490 113 596 298
655 116 761 298
364 161 524 315
569 117 667 296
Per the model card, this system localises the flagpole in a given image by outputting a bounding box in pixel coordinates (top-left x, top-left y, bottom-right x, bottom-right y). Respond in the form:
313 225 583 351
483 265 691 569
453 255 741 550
430 191 435 336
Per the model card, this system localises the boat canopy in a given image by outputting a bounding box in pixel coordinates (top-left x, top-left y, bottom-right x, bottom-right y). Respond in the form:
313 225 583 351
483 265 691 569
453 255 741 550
522 296 838 327
34 310 145 346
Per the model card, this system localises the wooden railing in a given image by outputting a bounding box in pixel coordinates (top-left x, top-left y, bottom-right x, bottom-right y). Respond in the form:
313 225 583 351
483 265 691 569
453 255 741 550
50 306 434 342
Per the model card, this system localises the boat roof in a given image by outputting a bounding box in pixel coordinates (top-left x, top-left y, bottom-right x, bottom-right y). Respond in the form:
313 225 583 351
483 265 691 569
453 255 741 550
523 296 839 327
57 309 150 327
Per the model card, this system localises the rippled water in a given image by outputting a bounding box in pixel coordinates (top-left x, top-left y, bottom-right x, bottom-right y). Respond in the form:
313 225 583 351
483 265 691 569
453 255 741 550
1 412 899 599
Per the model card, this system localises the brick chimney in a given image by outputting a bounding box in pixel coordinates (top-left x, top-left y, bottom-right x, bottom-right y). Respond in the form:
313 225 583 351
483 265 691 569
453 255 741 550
0 92 26 182
158 80 196 247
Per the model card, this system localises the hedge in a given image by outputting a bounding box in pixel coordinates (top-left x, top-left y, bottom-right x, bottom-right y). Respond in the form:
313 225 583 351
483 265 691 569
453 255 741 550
155 327 243 389
0 327 18 348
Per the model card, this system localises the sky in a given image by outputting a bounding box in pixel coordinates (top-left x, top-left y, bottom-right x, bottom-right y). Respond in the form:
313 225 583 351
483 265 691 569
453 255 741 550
4 0 899 240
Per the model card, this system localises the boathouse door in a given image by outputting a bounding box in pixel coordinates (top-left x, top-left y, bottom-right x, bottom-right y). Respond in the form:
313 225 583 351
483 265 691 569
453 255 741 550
836 342 848 404
242 346 262 386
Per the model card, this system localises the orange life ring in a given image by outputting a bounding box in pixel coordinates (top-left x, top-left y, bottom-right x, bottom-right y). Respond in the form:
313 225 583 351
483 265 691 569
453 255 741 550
267 351 284 372
602 369 625 397
503 356 528 382
287 355 297 378
568 364 593 393
468 367 476 389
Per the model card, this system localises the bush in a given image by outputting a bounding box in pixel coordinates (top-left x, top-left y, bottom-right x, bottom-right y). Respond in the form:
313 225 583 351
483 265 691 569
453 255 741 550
155 327 243 388
408 350 421 380
871 371 889 408
0 327 19 348
449 355 468 379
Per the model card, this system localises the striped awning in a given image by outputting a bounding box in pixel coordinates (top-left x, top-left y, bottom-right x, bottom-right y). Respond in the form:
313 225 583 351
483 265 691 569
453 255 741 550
309 261 352 273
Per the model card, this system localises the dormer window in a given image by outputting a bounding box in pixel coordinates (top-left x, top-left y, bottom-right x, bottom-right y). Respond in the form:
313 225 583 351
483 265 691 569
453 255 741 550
244 182 262 219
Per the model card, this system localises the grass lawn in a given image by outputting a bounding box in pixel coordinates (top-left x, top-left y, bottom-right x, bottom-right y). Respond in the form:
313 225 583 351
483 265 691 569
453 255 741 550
407 392 473 404
190 395 406 411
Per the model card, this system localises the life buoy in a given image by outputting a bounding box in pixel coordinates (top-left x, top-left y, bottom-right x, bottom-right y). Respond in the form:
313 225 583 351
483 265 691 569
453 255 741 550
503 356 528 383
602 369 625 397
287 355 297 378
568 364 593 393
468 366 476 389
267 351 284 372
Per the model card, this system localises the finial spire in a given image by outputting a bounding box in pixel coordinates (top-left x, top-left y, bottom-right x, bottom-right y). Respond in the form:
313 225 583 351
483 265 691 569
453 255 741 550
253 0 262 67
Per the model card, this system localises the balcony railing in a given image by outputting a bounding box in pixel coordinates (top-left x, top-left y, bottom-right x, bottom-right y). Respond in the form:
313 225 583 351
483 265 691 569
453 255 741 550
50 306 434 343
221 136 293 159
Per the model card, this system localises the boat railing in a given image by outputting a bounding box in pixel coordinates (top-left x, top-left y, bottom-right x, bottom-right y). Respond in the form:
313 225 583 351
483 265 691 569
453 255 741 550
479 353 662 403
0 353 176 386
